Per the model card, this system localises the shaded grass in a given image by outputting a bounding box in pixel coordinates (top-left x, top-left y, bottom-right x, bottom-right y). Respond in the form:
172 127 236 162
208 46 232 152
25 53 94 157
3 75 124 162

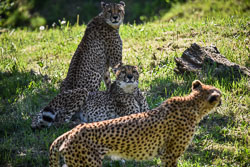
0 0 249 166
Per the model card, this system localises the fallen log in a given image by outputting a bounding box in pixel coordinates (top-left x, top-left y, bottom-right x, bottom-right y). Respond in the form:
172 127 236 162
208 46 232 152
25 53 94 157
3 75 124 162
174 43 250 80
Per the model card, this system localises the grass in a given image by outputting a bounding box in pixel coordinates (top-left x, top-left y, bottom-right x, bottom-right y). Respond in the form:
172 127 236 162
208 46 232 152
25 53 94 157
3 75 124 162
0 0 249 166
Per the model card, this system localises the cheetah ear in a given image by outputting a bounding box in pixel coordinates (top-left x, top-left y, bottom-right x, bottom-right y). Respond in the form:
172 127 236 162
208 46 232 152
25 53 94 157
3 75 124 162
101 2 106 9
112 63 123 74
192 80 202 91
119 1 125 7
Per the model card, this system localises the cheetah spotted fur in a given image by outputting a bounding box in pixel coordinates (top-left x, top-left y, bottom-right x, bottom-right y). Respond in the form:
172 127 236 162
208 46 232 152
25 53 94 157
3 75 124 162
60 1 125 92
31 65 148 129
49 80 222 167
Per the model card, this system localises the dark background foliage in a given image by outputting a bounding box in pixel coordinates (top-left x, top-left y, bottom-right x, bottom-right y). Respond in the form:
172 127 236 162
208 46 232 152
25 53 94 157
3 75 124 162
0 0 186 28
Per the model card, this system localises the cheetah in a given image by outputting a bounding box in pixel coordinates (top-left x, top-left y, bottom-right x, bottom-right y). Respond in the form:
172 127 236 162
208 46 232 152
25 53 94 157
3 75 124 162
60 1 125 92
82 64 149 123
49 80 222 167
31 65 148 129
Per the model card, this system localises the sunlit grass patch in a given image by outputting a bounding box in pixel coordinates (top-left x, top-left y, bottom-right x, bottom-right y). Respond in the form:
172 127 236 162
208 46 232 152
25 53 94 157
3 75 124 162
0 0 249 166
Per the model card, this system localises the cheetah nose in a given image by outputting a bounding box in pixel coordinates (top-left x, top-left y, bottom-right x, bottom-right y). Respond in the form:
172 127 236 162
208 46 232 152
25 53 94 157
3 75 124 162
113 16 118 20
127 75 133 80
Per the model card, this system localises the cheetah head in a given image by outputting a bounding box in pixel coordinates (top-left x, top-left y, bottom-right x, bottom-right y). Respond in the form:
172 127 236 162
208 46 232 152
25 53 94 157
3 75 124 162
101 1 125 29
191 80 222 117
114 64 139 94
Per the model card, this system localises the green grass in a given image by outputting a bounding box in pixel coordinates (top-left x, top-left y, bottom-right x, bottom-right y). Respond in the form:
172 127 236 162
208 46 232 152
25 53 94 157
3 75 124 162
0 0 249 166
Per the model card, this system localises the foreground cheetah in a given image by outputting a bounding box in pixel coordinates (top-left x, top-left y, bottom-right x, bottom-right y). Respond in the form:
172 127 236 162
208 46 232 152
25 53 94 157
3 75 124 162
31 65 148 129
49 80 222 167
60 1 125 92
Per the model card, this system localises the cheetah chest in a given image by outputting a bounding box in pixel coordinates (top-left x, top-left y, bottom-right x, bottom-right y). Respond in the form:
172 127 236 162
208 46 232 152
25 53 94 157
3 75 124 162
115 95 141 116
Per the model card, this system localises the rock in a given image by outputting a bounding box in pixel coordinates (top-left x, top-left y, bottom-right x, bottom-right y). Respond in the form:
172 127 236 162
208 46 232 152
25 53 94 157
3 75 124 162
174 43 250 80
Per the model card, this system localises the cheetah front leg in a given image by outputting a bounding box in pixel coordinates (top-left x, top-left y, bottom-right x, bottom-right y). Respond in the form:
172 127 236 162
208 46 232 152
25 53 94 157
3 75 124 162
135 88 149 112
160 154 178 167
54 88 89 124
160 139 188 167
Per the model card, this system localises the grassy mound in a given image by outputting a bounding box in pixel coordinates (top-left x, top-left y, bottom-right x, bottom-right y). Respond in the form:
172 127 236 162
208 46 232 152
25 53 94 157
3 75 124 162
0 0 249 166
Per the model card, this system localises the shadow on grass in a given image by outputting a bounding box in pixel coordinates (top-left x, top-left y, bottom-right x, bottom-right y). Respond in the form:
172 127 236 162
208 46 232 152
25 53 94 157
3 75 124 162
184 112 248 167
0 66 57 135
146 73 197 108
199 112 247 146
185 139 247 166
0 68 64 167
184 146 225 166
0 67 51 111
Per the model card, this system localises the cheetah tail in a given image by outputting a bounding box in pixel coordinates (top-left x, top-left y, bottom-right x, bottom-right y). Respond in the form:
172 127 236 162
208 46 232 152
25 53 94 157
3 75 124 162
49 138 61 167
49 132 70 167
31 106 56 130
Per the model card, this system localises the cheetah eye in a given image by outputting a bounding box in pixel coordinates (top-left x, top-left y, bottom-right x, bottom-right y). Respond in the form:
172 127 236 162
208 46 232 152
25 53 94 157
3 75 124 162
118 9 122 13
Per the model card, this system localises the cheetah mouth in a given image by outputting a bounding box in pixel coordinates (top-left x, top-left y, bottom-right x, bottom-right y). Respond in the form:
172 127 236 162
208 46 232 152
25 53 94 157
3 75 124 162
112 21 119 24
125 80 135 84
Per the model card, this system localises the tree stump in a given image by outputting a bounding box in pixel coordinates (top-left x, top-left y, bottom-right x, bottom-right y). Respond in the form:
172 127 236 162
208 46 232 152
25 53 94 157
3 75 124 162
174 43 250 80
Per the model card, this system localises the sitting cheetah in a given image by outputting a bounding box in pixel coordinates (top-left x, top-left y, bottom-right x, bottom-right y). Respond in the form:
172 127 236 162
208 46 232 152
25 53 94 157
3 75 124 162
31 65 148 129
49 80 222 167
60 1 125 92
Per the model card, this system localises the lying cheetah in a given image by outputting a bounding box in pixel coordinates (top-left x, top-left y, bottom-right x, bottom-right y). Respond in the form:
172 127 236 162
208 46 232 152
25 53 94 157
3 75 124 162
49 80 222 167
82 64 149 123
31 65 148 129
60 1 125 92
